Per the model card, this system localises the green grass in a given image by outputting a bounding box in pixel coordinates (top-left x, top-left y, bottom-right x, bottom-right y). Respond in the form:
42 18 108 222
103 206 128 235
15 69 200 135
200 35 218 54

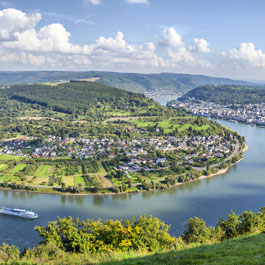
9 164 26 174
35 165 55 177
0 154 23 161
134 118 210 134
0 175 20 182
98 164 107 174
101 232 265 265
74 175 86 186
0 164 8 171
63 175 74 186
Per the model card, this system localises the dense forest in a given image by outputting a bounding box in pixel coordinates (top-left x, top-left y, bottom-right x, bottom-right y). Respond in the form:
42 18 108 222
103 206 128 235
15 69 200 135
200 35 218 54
0 71 252 93
0 81 158 114
180 85 265 105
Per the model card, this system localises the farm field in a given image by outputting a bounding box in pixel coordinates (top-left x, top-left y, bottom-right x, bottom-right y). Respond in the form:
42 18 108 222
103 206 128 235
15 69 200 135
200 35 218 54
0 154 24 161
35 165 55 177
9 164 27 175
63 175 74 186
32 176 49 185
133 118 210 133
0 164 8 171
74 175 86 186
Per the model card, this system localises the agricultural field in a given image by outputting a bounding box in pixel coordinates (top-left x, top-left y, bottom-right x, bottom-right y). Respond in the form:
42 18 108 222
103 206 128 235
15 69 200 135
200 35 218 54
31 176 50 185
74 175 86 186
133 117 210 134
9 164 27 175
0 164 8 171
62 175 74 186
34 165 55 177
0 154 24 161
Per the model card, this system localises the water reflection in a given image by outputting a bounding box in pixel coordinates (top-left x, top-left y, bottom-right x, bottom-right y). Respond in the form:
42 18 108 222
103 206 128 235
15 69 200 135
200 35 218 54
92 196 104 207
74 196 85 206
61 195 66 205
3 190 9 198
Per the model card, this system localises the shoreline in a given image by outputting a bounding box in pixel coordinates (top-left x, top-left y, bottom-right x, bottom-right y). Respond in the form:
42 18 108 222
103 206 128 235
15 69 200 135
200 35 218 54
0 144 249 197
199 143 249 180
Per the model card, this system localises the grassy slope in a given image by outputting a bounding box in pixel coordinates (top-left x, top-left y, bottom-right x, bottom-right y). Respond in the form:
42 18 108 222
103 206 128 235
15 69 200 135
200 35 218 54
101 232 265 265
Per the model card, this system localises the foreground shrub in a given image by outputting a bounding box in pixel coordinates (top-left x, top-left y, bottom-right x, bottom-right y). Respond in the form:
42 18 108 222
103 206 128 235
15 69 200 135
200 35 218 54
1 207 265 264
182 207 265 244
218 211 241 239
0 243 20 263
182 217 211 244
35 215 177 254
239 210 260 234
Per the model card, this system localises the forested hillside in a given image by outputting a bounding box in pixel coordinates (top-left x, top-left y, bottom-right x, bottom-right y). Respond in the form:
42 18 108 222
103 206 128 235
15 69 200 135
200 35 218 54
180 85 265 104
0 71 252 93
0 81 157 114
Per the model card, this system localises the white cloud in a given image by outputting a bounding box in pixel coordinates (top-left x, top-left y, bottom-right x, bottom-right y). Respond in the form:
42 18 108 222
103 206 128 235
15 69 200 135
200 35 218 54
167 47 194 63
228 42 265 67
159 27 184 48
2 8 265 79
3 23 81 54
125 0 149 4
0 8 41 41
0 7 160 70
84 0 101 5
158 27 194 64
193 38 210 53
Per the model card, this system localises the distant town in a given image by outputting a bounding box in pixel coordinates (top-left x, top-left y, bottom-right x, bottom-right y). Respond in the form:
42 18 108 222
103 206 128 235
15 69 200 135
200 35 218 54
144 90 181 99
170 100 265 127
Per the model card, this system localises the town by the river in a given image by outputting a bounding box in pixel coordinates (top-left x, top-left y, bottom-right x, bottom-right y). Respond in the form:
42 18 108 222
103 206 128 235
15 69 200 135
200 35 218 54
0 98 265 251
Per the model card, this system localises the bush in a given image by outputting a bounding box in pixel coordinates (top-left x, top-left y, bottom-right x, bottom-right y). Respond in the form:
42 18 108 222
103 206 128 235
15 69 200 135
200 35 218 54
35 215 176 254
217 211 241 239
0 243 20 263
182 217 211 244
239 210 260 234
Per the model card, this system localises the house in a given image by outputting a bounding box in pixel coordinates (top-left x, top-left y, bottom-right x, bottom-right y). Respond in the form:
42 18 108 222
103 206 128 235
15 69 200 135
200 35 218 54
156 158 166 165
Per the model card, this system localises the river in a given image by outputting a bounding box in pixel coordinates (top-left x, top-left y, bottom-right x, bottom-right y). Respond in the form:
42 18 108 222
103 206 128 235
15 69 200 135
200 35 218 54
0 102 265 250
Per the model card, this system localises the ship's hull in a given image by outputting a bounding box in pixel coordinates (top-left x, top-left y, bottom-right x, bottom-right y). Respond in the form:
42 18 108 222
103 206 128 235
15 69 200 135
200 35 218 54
0 208 38 219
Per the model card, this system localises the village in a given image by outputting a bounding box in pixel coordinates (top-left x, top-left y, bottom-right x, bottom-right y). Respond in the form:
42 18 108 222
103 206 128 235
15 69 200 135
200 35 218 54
144 89 181 99
0 132 237 172
170 100 265 127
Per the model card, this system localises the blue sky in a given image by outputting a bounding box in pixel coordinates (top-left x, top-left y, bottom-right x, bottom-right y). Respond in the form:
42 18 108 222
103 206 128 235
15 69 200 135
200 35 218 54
1 0 265 80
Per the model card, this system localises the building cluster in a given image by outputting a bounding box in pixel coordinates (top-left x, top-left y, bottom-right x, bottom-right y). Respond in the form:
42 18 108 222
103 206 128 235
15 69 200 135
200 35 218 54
144 89 181 99
172 100 265 127
0 133 235 170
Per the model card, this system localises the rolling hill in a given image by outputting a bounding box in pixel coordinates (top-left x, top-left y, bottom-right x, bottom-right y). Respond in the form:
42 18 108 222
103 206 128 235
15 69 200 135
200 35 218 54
0 71 253 93
180 84 265 105
0 81 157 114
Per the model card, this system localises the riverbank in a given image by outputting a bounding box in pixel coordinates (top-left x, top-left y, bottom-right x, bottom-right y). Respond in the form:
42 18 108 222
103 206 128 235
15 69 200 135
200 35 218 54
199 144 249 180
0 144 249 197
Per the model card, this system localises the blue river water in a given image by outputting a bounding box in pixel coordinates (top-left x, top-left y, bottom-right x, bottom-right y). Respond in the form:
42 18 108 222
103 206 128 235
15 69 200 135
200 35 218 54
0 100 265 250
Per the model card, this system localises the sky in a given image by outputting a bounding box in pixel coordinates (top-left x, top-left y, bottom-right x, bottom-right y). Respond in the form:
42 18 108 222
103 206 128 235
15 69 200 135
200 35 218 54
1 0 265 80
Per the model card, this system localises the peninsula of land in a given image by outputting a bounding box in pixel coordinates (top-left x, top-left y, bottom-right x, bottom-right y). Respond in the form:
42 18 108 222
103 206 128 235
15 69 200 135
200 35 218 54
0 81 246 195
